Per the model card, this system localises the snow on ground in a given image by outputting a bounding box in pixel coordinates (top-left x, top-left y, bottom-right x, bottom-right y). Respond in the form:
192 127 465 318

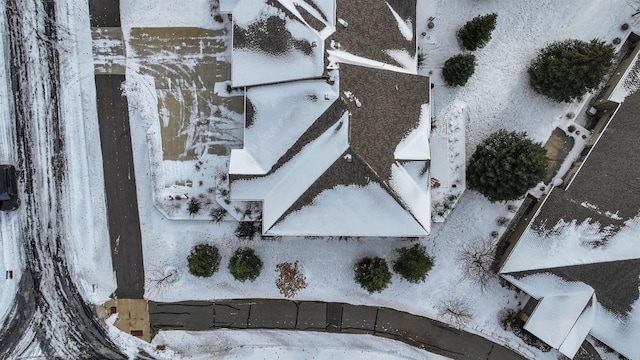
56 0 117 304
150 329 451 360
32 0 638 358
417 0 636 153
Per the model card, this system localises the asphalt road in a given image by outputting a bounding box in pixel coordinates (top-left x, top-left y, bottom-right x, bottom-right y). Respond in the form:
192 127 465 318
88 0 121 27
0 1 126 358
149 300 528 360
95 74 145 299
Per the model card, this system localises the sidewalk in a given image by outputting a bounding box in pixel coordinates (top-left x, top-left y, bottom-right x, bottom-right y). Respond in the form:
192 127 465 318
149 299 528 360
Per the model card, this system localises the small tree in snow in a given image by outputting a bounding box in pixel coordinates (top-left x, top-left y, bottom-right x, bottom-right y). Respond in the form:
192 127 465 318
146 265 179 295
528 39 614 102
187 198 201 215
187 244 221 277
457 13 498 51
392 244 434 283
437 298 474 329
235 221 260 239
229 247 263 282
443 54 476 87
210 207 227 223
275 261 307 298
467 130 548 202
354 256 392 293
456 240 496 293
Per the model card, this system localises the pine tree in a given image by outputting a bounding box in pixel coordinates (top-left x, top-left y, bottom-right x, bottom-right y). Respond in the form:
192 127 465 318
467 130 549 202
529 39 615 102
443 54 476 87
392 244 433 283
187 244 221 277
354 257 392 293
229 247 263 282
457 13 498 51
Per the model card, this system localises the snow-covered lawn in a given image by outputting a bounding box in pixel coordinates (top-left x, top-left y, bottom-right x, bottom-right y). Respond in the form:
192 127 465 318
1 0 632 358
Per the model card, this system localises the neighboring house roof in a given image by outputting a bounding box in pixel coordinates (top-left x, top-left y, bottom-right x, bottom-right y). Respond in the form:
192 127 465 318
228 0 431 236
500 90 640 359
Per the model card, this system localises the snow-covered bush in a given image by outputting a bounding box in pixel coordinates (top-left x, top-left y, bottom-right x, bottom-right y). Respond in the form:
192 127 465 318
229 247 263 282
275 261 307 298
187 198 201 215
210 207 227 223
392 244 433 283
354 256 392 293
235 221 260 239
528 39 614 102
467 130 548 202
457 13 497 51
442 54 476 87
187 244 221 277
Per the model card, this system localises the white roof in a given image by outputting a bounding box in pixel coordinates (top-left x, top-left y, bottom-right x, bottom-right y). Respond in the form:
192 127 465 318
505 273 594 353
269 182 428 236
241 78 338 173
500 190 640 274
231 0 326 87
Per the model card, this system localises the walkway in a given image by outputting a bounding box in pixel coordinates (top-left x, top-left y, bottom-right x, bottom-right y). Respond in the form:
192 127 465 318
149 300 527 360
95 75 145 299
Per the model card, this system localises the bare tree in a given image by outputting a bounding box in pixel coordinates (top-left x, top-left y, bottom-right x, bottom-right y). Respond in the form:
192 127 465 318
437 298 474 329
146 265 179 295
275 261 307 298
456 240 496 293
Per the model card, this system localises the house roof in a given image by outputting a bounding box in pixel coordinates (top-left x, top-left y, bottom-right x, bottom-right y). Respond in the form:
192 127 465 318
227 0 430 236
231 0 326 87
331 0 416 70
500 90 640 359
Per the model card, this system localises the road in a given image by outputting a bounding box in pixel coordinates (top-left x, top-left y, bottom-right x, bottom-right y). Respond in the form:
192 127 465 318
0 1 128 358
149 300 528 360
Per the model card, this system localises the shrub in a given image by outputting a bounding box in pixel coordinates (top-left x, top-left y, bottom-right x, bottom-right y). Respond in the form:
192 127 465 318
467 130 549 202
210 207 227 223
392 244 433 283
354 256 392 293
229 247 263 282
235 221 260 239
528 39 615 102
457 13 497 51
275 261 307 298
443 54 476 86
187 198 201 215
187 244 221 277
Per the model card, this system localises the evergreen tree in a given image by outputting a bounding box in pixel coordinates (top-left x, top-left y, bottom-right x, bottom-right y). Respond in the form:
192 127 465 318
457 13 498 51
467 130 549 202
229 247 263 282
187 244 221 277
235 221 260 239
392 244 433 283
354 257 392 293
443 54 476 87
187 198 201 215
528 39 615 102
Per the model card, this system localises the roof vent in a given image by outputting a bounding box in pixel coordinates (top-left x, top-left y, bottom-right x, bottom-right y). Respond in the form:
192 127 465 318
344 153 352 162
325 94 331 100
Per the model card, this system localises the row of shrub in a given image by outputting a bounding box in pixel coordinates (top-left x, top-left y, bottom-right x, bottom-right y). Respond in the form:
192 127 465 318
188 244 263 282
354 244 433 293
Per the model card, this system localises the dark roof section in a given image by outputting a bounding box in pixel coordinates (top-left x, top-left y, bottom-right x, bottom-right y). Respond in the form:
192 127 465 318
530 90 640 238
340 63 428 181
332 0 416 67
509 259 640 316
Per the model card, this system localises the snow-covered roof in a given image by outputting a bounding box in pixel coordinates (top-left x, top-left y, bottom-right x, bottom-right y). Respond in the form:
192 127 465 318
228 0 429 236
331 0 417 70
505 273 594 357
501 90 640 359
230 0 326 87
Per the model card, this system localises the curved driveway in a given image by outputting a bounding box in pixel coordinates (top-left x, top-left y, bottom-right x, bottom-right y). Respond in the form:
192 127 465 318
149 299 527 360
